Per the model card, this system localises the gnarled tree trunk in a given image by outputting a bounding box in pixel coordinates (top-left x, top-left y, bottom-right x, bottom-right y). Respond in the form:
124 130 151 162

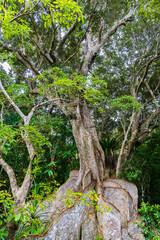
70 101 105 187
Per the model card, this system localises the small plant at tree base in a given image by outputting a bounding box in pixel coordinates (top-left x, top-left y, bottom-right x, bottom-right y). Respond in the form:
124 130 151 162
0 181 56 239
0 182 15 240
62 189 112 218
14 181 57 239
95 234 102 240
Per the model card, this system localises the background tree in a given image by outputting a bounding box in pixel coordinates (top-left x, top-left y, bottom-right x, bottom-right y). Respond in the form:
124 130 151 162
93 8 160 175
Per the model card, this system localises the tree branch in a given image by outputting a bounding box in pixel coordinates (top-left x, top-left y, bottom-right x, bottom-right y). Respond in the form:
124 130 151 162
48 23 56 54
29 37 54 64
139 108 160 136
10 3 39 23
0 139 6 154
99 7 136 47
0 156 19 198
0 79 25 120
64 32 86 65
25 100 56 124
136 55 160 93
145 82 160 108
0 102 4 125
81 6 137 75
1 45 40 75
56 21 78 52
17 51 40 75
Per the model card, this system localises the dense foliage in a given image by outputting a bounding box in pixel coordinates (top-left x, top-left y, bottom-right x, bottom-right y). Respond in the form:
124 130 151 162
138 203 160 240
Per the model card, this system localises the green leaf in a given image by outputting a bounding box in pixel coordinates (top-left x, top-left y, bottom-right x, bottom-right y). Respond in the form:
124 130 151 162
15 213 21 221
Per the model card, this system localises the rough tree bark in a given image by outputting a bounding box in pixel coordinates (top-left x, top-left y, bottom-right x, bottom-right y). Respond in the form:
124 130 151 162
69 101 105 186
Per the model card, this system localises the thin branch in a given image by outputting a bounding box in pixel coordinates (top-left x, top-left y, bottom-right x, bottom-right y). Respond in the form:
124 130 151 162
98 0 106 43
142 92 160 108
0 79 25 120
145 82 160 108
115 133 124 142
48 23 56 54
98 115 110 140
10 11 35 23
25 100 55 124
3 0 6 7
64 33 86 64
29 37 54 64
140 108 160 134
10 2 39 23
10 5 60 24
64 50 79 64
2 45 40 75
0 139 7 154
15 71 34 91
134 47 154 69
30 15 41 42
98 18 104 43
18 159 32 201
0 103 4 125
17 51 40 75
136 55 160 93
56 21 78 52
120 118 126 136
0 156 19 198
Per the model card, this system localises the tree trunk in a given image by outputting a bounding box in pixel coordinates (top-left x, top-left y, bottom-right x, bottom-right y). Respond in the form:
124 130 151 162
116 112 140 176
69 101 105 187
6 222 17 240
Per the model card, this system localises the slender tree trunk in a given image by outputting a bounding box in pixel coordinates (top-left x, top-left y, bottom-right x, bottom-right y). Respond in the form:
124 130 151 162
116 111 140 176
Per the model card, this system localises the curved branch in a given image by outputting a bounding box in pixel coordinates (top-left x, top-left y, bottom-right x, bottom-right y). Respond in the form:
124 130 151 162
0 79 25 120
56 21 78 52
145 82 160 108
99 6 137 47
81 6 137 75
0 156 19 198
139 108 160 137
17 51 40 75
29 37 54 65
136 55 160 93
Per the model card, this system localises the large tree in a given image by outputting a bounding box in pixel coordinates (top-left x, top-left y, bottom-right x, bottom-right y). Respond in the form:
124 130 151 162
0 0 138 192
0 0 159 204
1 1 160 239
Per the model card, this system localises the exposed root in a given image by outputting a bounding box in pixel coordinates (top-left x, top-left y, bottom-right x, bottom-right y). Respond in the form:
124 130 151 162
25 172 144 240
